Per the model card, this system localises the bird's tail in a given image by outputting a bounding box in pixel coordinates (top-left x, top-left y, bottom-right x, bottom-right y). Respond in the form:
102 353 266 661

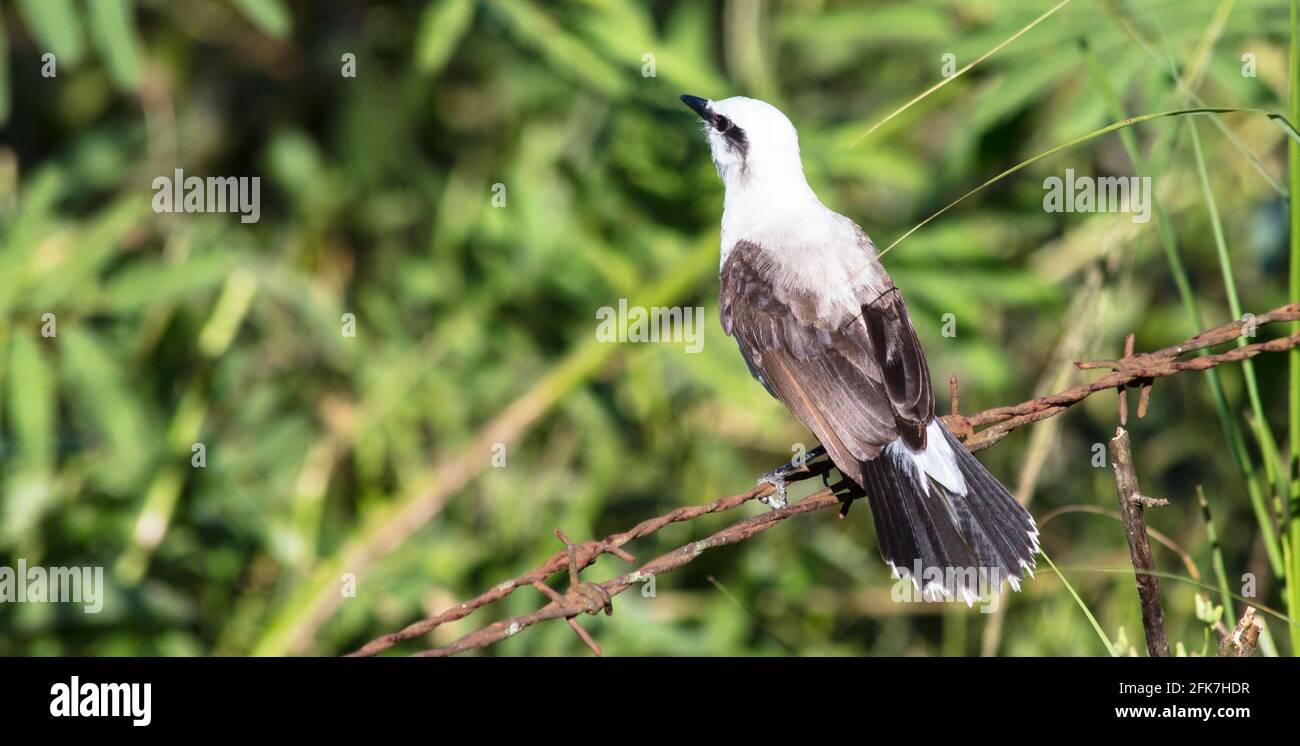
858 419 1039 605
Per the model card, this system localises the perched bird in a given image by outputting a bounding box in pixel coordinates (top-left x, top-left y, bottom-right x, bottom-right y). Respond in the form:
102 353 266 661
681 94 1039 602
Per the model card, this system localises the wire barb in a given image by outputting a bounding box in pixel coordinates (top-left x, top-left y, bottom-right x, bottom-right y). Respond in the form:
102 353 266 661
348 303 1300 657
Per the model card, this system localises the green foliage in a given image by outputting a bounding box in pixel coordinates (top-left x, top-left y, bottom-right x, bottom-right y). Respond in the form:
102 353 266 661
0 0 1296 656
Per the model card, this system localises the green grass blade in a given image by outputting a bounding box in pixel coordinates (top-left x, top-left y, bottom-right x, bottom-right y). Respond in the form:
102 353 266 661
1190 120 1286 522
414 0 475 75
1197 486 1237 629
231 0 291 39
1081 44 1284 578
852 0 1076 145
1058 566 1298 630
17 0 84 64
1042 550 1119 656
87 0 143 90
1288 0 1300 657
875 107 1291 260
1108 4 1287 197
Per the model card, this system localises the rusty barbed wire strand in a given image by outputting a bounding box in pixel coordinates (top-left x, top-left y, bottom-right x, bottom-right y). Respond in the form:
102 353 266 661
344 457 835 657
412 480 850 657
949 303 1300 452
347 303 1300 657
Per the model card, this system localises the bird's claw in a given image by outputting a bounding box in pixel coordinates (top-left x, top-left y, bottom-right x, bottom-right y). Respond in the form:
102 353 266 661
757 470 789 510
756 448 824 510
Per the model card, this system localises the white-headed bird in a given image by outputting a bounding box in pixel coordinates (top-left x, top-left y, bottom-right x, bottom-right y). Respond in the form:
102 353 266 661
682 94 1039 603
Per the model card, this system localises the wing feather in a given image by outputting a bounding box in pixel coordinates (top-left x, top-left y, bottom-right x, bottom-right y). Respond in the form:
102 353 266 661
720 241 929 481
862 287 932 448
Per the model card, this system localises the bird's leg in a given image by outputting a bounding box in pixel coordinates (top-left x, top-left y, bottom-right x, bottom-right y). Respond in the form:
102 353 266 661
757 446 827 509
756 470 789 509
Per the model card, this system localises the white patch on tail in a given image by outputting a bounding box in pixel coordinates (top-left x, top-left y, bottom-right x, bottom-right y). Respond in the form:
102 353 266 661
884 420 967 497
890 560 991 607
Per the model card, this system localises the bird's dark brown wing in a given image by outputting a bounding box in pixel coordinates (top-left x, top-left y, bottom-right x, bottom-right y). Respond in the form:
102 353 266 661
861 286 932 448
719 240 934 481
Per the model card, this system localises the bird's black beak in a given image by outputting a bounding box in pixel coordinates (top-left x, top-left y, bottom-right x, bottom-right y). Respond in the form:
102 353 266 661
680 94 711 121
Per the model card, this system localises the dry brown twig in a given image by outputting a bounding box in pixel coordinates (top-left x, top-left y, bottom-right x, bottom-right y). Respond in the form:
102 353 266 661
1218 606 1263 657
1109 426 1171 657
347 303 1300 657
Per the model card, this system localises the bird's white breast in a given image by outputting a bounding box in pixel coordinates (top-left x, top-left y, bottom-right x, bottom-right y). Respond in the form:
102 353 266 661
721 189 890 323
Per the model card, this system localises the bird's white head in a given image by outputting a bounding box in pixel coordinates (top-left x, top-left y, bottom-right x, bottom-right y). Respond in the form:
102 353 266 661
681 95 808 191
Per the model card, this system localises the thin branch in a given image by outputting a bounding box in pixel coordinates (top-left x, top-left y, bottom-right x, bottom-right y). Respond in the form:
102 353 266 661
1109 426 1171 657
347 303 1300 657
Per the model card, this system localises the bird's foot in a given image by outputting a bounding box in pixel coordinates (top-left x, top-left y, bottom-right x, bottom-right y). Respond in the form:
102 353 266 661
755 446 827 510
757 469 789 509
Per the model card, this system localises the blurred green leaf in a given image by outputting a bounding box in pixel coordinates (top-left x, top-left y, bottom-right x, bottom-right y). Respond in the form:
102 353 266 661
17 0 84 65
0 0 1294 658
6 333 55 474
59 326 152 487
414 0 475 75
489 0 627 96
87 0 143 90
99 251 241 313
231 0 291 39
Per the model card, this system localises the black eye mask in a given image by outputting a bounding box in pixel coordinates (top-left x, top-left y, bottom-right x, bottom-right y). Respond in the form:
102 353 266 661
679 95 749 162
715 115 749 158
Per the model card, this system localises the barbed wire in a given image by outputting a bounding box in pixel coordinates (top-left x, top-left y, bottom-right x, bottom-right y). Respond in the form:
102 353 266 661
347 303 1300 657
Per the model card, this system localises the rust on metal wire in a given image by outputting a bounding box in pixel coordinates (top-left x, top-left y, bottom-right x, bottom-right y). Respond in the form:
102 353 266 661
347 303 1300 658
